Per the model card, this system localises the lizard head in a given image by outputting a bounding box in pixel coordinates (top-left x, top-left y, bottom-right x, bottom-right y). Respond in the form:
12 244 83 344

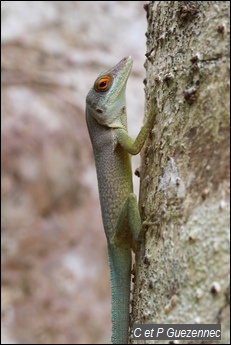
86 56 133 128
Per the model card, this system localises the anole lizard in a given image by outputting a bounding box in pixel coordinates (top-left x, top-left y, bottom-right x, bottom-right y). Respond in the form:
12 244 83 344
86 56 155 344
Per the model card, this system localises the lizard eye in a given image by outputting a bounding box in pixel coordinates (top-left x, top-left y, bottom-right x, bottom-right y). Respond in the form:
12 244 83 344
94 75 112 92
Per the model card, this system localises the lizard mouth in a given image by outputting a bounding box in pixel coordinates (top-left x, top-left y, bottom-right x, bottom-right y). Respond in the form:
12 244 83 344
111 56 133 77
105 56 133 103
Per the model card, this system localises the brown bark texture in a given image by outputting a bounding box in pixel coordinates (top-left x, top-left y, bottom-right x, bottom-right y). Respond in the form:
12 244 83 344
131 2 230 344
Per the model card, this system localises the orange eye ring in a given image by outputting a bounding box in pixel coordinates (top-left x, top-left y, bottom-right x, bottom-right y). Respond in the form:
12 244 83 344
94 75 112 92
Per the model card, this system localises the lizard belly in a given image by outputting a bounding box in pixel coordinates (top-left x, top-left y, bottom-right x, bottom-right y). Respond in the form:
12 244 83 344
96 143 133 238
86 112 133 238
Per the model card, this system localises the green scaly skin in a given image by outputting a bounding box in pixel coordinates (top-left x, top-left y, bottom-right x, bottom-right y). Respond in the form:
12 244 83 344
86 56 155 344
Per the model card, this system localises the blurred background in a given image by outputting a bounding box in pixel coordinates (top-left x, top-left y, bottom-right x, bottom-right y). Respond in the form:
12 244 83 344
1 1 147 344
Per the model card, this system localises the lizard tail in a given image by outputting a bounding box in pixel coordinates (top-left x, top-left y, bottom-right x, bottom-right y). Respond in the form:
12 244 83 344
108 245 132 344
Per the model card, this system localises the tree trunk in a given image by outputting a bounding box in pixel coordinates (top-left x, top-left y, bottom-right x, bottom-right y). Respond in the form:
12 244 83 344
131 2 230 344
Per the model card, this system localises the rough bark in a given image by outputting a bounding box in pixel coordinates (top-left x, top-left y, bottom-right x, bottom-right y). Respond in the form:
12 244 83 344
131 2 230 344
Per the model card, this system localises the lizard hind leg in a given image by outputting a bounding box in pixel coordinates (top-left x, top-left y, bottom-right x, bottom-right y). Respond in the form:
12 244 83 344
127 193 142 244
112 193 142 251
